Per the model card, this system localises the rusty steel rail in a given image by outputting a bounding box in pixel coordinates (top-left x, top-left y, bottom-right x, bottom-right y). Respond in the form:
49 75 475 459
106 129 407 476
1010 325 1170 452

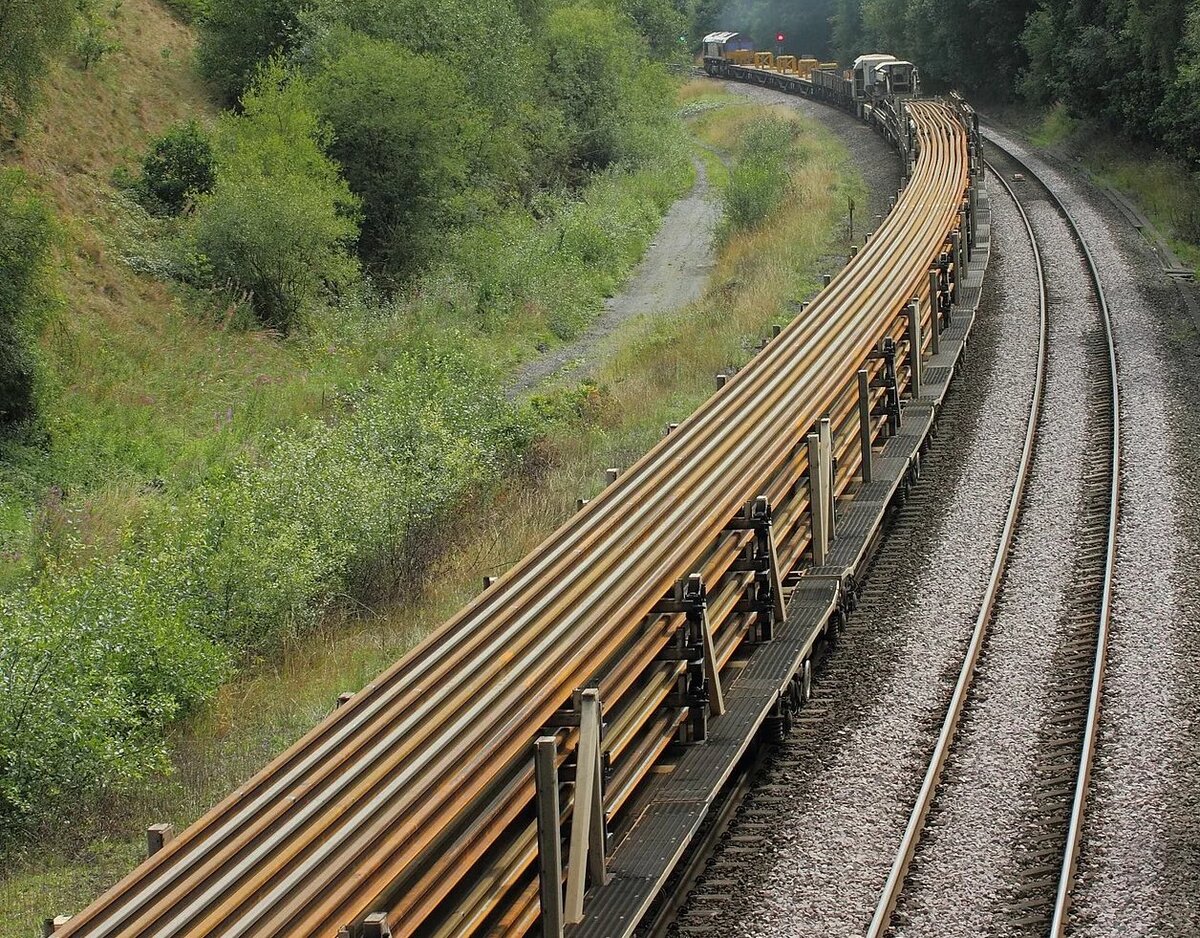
57 100 973 938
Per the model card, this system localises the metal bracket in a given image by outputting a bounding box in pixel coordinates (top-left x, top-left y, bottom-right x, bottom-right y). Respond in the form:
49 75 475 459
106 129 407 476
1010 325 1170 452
682 574 725 719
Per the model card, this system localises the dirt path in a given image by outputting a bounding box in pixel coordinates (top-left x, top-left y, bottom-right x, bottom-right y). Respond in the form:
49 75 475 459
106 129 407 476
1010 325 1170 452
510 155 720 394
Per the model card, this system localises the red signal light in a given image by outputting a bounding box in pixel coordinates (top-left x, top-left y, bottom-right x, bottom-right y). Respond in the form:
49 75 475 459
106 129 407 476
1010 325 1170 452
776 32 785 42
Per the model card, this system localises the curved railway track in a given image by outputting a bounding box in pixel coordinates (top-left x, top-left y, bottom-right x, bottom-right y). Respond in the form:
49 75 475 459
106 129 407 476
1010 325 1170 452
865 138 1119 937
56 102 974 938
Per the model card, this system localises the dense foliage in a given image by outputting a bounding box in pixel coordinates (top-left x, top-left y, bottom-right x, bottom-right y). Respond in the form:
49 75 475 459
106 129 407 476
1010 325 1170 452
0 348 530 836
0 0 691 841
188 64 360 331
0 171 55 431
723 117 796 233
757 0 1200 162
137 120 216 214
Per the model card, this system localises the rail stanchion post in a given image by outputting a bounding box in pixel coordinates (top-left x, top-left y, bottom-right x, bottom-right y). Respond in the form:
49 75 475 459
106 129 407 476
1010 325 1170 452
807 431 828 566
564 688 608 924
880 338 900 435
907 297 922 399
684 573 725 715
949 233 962 304
960 206 971 259
535 736 565 938
41 917 70 936
857 369 873 485
820 417 835 538
735 496 787 641
146 823 174 858
928 269 942 350
362 913 392 937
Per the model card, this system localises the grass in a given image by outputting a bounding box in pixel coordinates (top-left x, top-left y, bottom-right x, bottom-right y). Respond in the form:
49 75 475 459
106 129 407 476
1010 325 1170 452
1004 101 1200 271
0 91 863 937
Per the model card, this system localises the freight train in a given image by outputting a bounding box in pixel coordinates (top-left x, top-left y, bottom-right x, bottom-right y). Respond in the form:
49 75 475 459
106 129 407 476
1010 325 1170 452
701 31 919 115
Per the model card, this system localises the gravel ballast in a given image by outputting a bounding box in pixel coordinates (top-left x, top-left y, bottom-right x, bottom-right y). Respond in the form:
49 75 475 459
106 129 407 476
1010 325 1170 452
983 128 1200 938
891 170 1100 938
672 183 1041 938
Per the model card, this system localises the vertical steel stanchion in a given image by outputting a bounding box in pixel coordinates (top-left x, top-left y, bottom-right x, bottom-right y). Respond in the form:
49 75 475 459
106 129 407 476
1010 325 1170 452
857 369 873 485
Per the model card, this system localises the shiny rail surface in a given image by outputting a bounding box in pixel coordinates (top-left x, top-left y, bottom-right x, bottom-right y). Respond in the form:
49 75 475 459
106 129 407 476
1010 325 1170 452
989 139 1120 938
866 142 1119 938
59 101 973 938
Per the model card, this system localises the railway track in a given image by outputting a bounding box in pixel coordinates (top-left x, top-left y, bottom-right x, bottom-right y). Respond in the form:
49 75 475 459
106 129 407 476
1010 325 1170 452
865 139 1120 937
53 102 974 938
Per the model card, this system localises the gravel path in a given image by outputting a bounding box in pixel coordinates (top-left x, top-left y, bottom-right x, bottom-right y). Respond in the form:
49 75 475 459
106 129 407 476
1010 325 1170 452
672 185 1041 938
509 156 720 394
891 170 1099 938
983 128 1200 938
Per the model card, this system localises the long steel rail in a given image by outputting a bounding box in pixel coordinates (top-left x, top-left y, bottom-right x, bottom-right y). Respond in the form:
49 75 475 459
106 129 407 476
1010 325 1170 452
58 101 973 938
865 140 1119 938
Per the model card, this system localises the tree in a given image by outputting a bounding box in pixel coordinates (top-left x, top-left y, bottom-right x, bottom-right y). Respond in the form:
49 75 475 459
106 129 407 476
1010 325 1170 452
188 64 360 331
0 0 74 135
312 34 489 275
0 170 55 430
542 3 670 173
138 120 216 215
198 0 305 105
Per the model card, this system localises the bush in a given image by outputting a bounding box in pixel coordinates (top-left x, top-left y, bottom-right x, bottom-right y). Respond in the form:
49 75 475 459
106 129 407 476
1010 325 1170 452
198 0 305 105
0 345 530 837
138 120 216 214
312 34 490 274
0 170 55 431
188 63 360 331
73 0 121 71
542 3 673 174
723 118 796 233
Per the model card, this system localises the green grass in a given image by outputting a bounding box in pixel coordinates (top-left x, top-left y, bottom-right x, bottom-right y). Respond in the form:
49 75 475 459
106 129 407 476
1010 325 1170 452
1020 102 1200 271
0 93 862 938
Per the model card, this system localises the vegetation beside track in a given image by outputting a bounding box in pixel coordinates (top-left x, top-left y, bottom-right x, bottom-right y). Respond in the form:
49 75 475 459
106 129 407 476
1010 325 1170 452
0 0 691 856
0 83 864 936
1015 103 1200 271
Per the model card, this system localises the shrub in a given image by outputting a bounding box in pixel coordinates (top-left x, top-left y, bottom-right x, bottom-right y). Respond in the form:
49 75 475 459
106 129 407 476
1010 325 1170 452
0 344 530 837
0 170 55 431
542 3 673 174
188 63 360 331
312 34 490 275
73 0 121 71
138 120 216 214
198 0 305 105
723 118 796 233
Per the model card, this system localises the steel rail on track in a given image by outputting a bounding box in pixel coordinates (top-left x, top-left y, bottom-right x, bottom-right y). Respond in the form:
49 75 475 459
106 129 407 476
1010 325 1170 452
985 137 1121 938
865 145 1119 938
864 158 1050 938
59 105 973 938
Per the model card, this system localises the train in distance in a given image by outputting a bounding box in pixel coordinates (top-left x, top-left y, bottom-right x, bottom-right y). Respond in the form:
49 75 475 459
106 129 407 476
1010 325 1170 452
700 31 919 106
